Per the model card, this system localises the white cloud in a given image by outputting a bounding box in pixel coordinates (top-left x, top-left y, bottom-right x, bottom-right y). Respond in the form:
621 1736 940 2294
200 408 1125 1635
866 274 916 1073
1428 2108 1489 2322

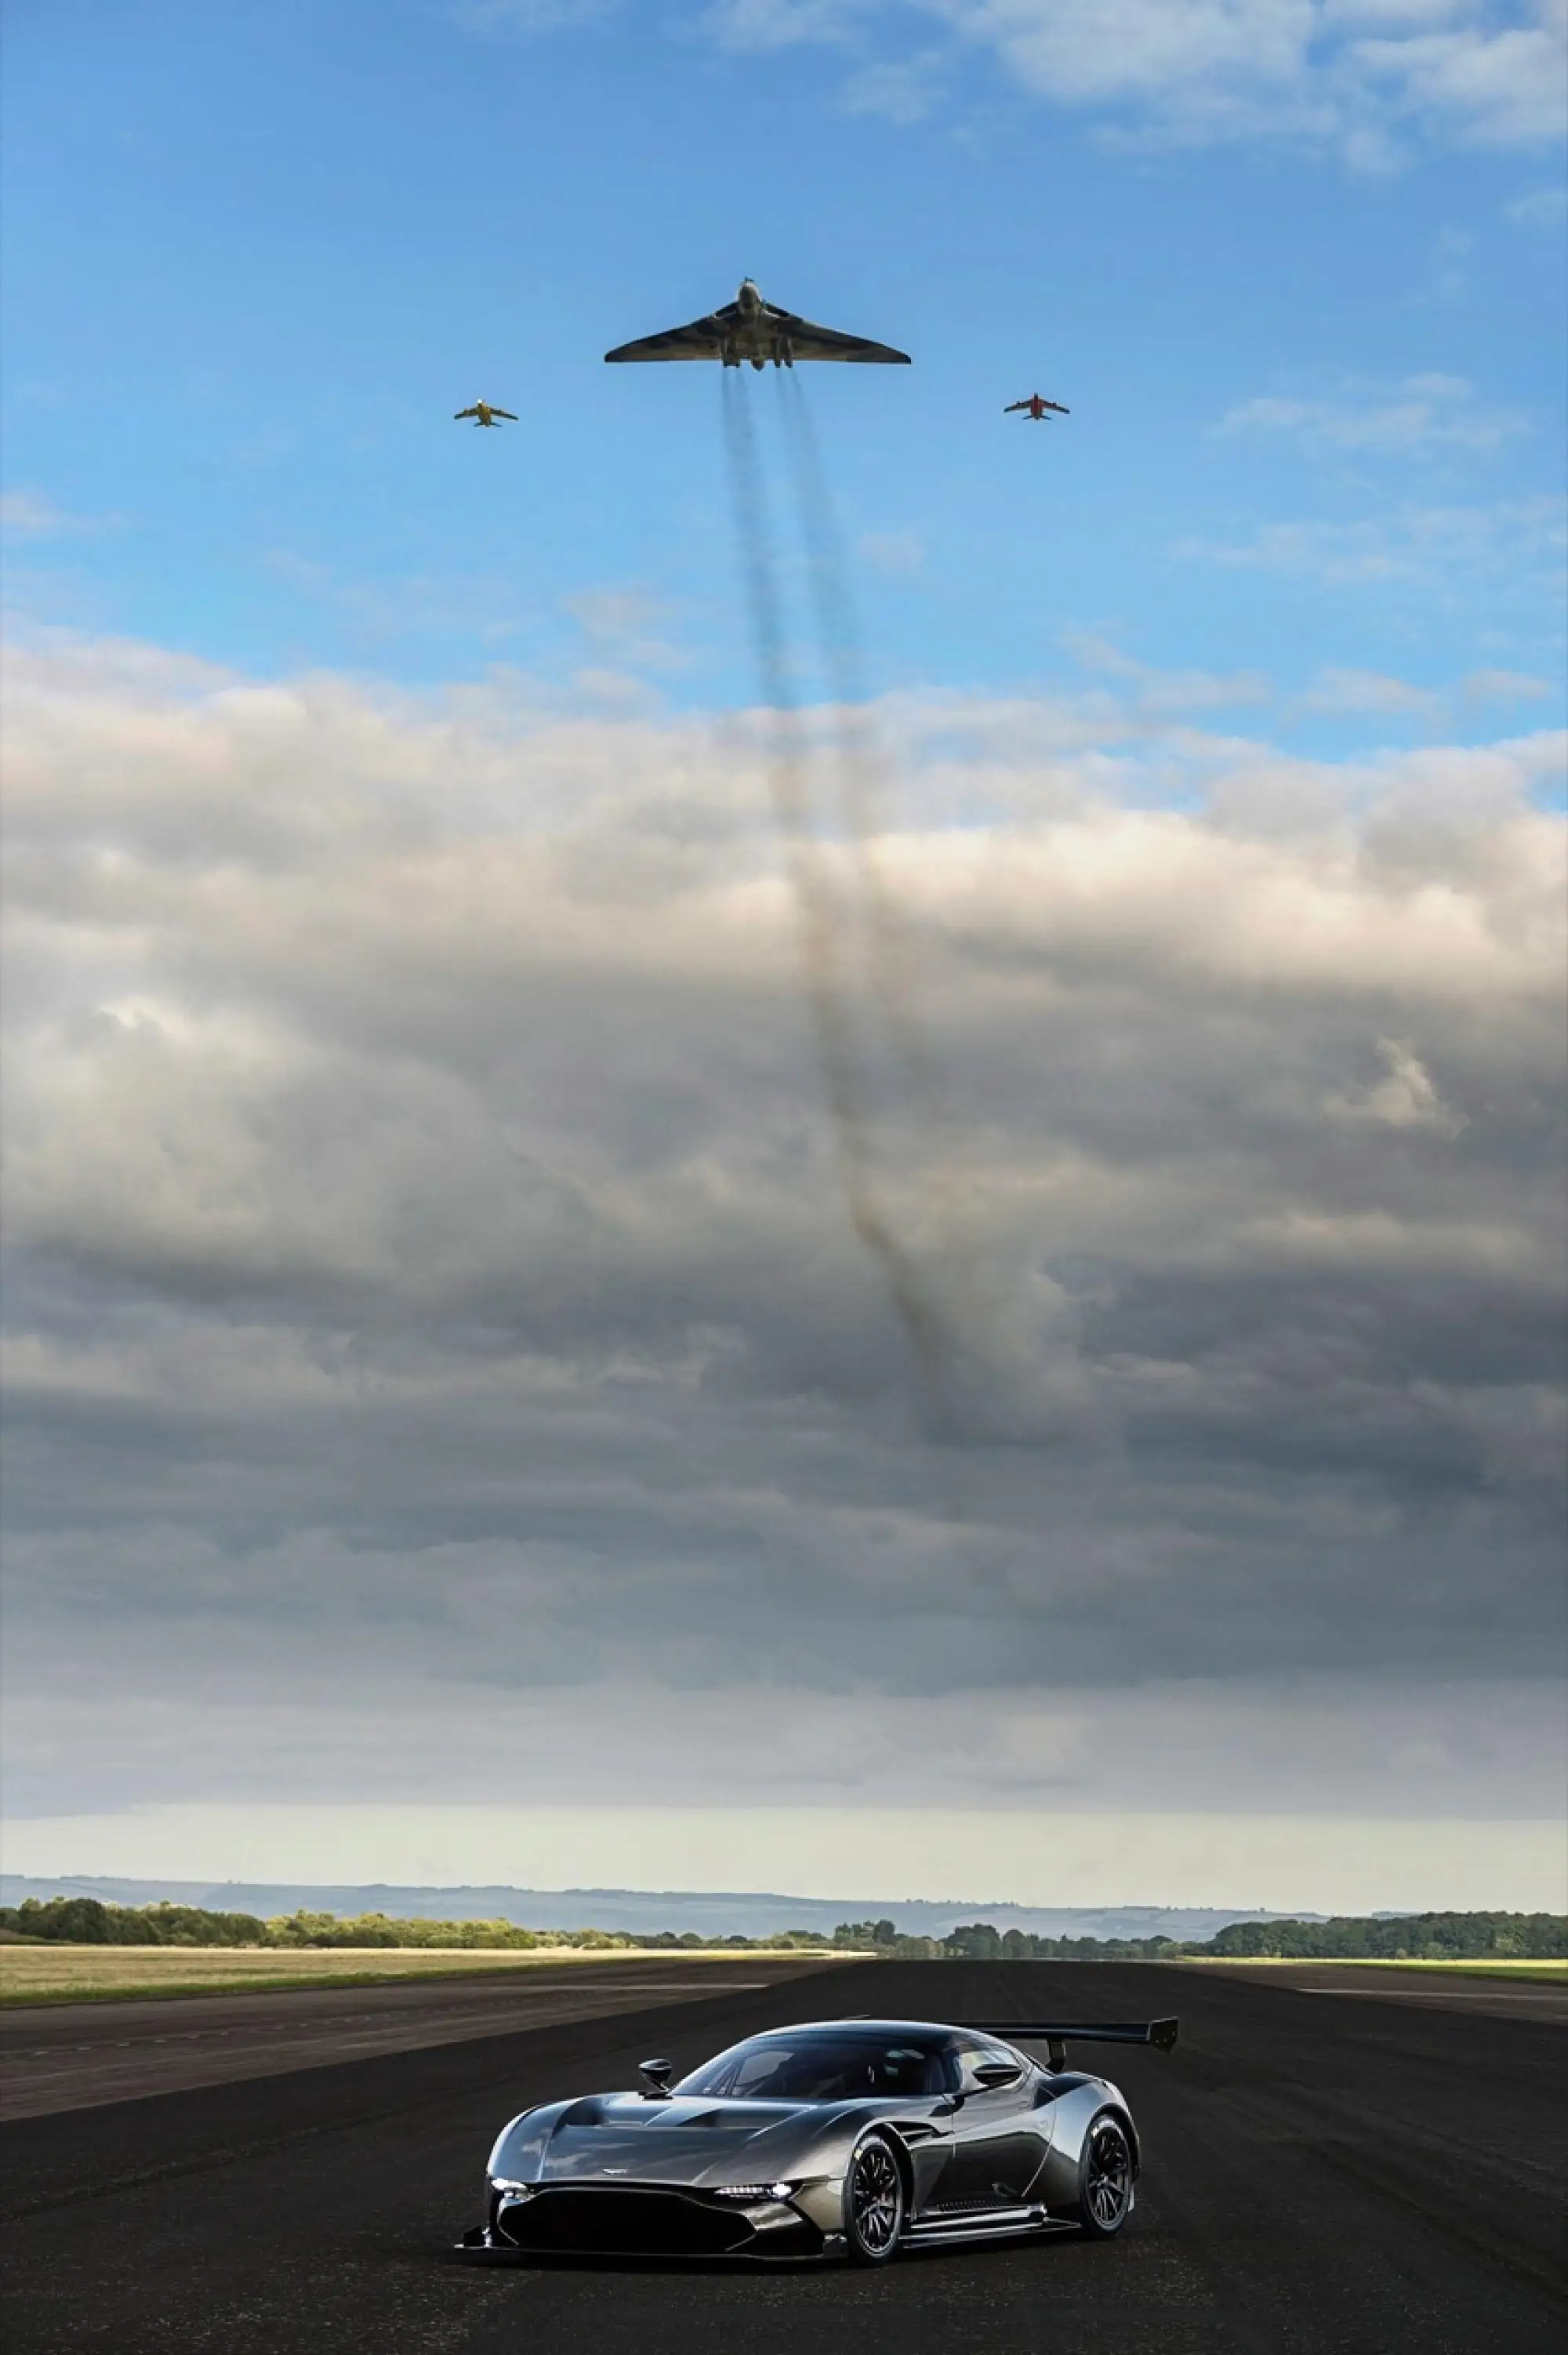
1347 1 1568 147
1180 495 1566 584
1301 668 1446 724
3 630 1562 1831
0 490 119 540
1504 182 1568 222
266 550 529 644
1 492 69 539
564 582 689 670
959 0 1568 151
699 1 1566 161
938 0 1316 114
5 1667 1558 1821
1219 375 1527 457
840 47 948 117
1062 629 1271 710
1325 1035 1469 1133
1462 667 1553 704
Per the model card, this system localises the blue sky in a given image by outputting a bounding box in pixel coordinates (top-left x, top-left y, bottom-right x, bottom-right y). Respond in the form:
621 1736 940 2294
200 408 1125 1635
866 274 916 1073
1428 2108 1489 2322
5 0 1563 742
3 5 1565 1907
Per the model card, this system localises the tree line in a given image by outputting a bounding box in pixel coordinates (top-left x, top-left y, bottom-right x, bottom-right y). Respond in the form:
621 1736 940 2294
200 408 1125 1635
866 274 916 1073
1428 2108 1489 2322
0 1899 824 1951
836 1912 1566 1961
2 1896 1563 1960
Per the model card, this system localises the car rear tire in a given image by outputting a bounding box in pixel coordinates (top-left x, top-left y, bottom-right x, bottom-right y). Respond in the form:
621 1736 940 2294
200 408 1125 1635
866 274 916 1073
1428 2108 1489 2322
843 2132 905 2265
1073 2110 1134 2239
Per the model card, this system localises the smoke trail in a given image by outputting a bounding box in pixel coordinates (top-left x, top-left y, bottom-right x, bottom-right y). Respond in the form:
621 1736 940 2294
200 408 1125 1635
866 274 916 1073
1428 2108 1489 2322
775 368 930 1092
720 371 953 1425
776 372 989 1388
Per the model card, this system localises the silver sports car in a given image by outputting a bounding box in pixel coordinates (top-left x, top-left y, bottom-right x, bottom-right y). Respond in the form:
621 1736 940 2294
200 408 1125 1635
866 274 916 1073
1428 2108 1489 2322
458 2013 1178 2265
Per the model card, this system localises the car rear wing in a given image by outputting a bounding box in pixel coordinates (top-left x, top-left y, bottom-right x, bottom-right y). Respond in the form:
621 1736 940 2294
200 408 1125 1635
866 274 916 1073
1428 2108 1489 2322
972 2019 1178 2070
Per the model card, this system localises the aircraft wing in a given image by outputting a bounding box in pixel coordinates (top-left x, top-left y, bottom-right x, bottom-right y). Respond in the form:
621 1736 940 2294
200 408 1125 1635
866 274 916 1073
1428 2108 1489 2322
492 408 518 420
604 311 728 363
605 297 909 365
455 406 479 419
769 305 910 364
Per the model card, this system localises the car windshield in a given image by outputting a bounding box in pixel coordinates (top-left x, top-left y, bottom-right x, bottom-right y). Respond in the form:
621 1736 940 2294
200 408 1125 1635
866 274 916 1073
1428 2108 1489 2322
676 2032 953 2102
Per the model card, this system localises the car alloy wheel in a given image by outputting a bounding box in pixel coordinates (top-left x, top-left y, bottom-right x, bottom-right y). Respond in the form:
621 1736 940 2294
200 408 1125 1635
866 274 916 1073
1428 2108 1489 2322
845 2133 905 2263
1077 2112 1134 2239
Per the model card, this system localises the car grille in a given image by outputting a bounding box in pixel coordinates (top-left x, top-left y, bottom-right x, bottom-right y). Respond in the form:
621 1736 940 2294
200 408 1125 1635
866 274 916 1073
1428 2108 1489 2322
496 2186 762 2257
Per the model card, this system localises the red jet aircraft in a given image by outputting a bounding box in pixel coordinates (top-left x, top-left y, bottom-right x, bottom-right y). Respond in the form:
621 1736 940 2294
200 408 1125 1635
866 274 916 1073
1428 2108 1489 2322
1005 394 1069 421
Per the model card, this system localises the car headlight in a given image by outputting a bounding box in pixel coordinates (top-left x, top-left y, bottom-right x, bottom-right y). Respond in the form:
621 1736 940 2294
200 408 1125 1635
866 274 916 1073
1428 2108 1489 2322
492 2179 536 2198
714 2182 796 2201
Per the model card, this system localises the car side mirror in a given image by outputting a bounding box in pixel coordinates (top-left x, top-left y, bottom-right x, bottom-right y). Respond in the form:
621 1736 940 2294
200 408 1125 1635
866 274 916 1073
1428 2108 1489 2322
972 2061 1022 2091
638 2058 674 2098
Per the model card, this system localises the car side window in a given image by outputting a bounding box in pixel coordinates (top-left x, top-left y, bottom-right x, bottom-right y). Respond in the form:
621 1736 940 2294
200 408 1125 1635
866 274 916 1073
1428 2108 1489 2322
873 2045 949 2096
953 2041 1022 2089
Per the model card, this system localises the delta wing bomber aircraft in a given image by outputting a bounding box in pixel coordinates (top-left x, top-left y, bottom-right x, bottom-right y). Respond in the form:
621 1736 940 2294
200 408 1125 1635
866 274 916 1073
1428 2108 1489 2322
459 2012 1177 2266
605 278 911 370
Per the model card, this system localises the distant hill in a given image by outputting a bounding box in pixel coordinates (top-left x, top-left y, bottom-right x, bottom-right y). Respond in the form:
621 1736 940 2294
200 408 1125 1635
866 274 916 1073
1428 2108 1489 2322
0 1874 1315 1942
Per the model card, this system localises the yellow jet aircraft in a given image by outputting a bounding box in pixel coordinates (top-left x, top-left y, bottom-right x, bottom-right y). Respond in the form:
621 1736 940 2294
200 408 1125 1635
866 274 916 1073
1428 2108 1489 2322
454 402 517 428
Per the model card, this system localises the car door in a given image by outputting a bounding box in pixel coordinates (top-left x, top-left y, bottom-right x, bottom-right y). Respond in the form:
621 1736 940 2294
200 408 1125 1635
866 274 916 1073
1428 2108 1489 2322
940 2044 1046 2207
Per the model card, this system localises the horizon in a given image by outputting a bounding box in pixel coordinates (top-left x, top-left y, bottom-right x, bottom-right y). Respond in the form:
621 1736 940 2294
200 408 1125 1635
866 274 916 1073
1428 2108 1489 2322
2 1804 1561 1915
11 1869 1559 1937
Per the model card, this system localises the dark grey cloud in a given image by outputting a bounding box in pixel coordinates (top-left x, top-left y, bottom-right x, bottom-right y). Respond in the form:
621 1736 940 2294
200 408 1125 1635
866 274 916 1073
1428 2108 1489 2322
3 637 1563 1820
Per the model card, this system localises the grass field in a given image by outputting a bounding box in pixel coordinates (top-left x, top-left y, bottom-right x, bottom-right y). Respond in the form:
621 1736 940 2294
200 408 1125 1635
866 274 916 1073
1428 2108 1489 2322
5 1944 1559 2008
1320 1958 1566 1982
0 1943 837 2007
1191 1957 1566 1983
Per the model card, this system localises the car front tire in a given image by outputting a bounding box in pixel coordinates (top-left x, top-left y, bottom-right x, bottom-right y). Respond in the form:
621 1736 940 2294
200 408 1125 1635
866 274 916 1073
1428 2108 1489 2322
1073 2109 1134 2239
843 2132 905 2265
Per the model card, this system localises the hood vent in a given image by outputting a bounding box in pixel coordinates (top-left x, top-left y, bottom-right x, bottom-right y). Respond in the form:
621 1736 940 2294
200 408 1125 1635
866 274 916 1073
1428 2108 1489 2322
557 2097 797 2133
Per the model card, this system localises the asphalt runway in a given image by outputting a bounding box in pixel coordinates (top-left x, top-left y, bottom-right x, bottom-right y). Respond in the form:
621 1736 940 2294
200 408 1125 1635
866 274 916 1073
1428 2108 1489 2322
0 1958 822 2122
2 1960 1563 2354
1201 1961 1568 2022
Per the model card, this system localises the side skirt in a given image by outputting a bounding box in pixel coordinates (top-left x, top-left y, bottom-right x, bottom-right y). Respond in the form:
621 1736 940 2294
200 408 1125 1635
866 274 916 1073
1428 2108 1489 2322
902 2205 1078 2248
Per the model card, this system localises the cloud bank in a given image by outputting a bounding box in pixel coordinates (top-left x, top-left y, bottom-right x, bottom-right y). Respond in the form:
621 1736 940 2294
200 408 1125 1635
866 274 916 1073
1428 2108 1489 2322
2 632 1563 1846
